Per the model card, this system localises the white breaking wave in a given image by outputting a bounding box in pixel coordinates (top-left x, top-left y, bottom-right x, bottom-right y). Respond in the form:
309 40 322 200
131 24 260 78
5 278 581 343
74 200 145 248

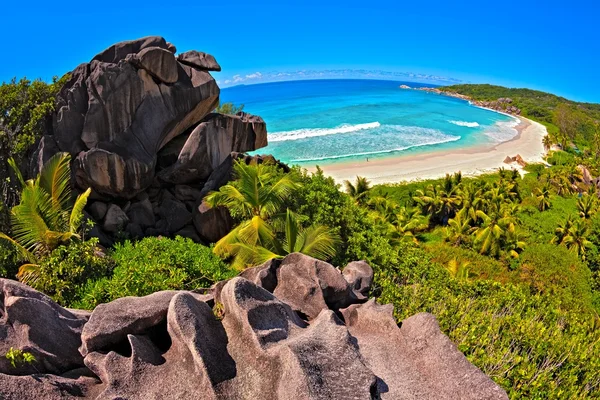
290 125 461 162
449 120 480 128
483 119 520 143
269 122 381 142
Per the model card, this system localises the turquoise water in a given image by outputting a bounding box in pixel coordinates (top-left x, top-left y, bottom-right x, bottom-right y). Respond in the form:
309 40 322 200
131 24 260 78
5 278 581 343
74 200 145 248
220 79 519 165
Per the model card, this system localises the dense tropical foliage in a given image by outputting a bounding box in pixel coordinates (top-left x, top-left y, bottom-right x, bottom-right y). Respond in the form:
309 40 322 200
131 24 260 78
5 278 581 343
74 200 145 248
206 160 339 269
0 153 91 284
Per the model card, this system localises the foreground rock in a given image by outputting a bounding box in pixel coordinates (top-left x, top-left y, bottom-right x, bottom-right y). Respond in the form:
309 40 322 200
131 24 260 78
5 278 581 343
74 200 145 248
0 254 507 399
32 36 270 245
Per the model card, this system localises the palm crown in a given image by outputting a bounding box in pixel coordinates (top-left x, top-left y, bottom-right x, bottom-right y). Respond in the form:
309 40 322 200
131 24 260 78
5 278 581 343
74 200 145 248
0 153 91 282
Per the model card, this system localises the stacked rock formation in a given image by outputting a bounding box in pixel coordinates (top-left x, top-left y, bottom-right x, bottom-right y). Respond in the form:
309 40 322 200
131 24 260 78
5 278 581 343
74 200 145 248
0 253 508 399
30 36 271 245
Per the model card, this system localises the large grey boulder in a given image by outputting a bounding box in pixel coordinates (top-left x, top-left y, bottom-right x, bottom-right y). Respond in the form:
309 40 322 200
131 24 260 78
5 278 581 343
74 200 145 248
272 253 358 319
29 36 274 242
102 204 129 233
126 46 179 84
80 291 178 356
192 201 234 243
43 36 221 199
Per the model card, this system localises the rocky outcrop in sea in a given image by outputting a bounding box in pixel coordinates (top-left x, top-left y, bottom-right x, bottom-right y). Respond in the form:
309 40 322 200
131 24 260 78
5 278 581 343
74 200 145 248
30 36 271 245
0 253 508 399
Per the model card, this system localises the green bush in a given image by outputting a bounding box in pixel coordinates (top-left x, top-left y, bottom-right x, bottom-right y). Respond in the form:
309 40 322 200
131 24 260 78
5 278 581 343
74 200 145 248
31 238 113 306
0 241 19 279
376 248 600 399
0 76 70 233
75 237 235 309
519 243 593 312
547 150 576 166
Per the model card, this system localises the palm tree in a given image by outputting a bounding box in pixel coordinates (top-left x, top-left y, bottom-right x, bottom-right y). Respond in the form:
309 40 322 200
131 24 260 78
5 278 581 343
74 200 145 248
206 160 300 221
552 215 575 245
561 219 592 259
445 209 474 246
472 205 521 258
206 161 338 269
214 209 339 269
503 224 527 259
344 176 371 203
446 259 470 280
534 183 552 211
0 153 91 283
386 207 426 245
542 135 552 151
551 173 572 196
414 182 461 226
577 194 597 219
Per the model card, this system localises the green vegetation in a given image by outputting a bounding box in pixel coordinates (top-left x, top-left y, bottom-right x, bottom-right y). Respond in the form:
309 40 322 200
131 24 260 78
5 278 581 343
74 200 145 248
4 348 36 369
32 238 114 306
439 84 600 156
1 78 600 397
0 153 91 283
206 160 339 269
75 236 234 309
214 102 245 115
0 76 70 233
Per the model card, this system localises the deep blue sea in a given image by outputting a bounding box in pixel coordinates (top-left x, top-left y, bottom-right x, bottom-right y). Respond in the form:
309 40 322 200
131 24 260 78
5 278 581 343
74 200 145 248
220 79 518 166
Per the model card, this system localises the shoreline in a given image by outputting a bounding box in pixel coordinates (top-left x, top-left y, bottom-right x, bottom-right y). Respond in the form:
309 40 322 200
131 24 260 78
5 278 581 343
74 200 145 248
306 114 548 184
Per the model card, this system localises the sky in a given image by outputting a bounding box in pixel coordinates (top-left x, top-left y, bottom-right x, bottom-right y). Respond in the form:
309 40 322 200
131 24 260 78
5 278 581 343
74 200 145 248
1 0 599 102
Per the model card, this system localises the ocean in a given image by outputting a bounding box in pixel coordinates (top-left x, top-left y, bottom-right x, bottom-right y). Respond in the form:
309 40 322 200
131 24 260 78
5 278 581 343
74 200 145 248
219 79 519 166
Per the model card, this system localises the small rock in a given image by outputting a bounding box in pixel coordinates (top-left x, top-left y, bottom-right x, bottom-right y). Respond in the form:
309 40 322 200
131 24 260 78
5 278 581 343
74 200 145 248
159 197 192 233
192 201 233 243
88 201 108 221
103 204 129 233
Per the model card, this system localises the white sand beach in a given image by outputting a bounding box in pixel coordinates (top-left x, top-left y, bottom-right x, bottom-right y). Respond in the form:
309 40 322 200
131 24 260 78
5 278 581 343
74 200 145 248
308 116 548 184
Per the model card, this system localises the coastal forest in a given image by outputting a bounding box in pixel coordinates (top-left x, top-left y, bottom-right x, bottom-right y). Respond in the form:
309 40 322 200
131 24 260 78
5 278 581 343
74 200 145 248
1 75 600 399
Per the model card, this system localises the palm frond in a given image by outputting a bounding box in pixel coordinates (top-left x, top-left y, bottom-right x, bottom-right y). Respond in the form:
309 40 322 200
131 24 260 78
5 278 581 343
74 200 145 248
7 157 25 188
295 224 339 260
0 233 37 263
16 263 41 285
38 152 72 216
70 188 91 233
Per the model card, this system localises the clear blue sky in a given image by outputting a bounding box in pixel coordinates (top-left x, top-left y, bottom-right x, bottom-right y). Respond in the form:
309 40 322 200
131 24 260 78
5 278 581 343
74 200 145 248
2 0 599 102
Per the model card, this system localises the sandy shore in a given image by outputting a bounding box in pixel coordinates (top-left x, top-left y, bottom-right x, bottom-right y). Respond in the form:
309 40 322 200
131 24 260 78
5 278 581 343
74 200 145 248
307 116 548 184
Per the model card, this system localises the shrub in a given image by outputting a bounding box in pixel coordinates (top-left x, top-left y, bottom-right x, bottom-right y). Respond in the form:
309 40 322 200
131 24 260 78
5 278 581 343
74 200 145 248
75 237 235 309
519 243 593 312
31 238 113 306
547 150 575 166
376 248 600 399
0 75 70 232
0 241 19 279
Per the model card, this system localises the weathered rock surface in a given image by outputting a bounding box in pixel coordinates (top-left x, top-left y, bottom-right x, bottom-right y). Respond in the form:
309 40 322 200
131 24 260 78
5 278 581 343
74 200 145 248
0 280 87 376
32 36 270 245
157 112 267 184
177 50 222 71
0 254 507 399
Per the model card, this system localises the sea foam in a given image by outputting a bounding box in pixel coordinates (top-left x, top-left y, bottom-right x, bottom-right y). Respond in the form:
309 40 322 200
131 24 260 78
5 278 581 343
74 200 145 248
448 120 480 127
290 125 461 162
482 118 520 143
269 122 381 142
